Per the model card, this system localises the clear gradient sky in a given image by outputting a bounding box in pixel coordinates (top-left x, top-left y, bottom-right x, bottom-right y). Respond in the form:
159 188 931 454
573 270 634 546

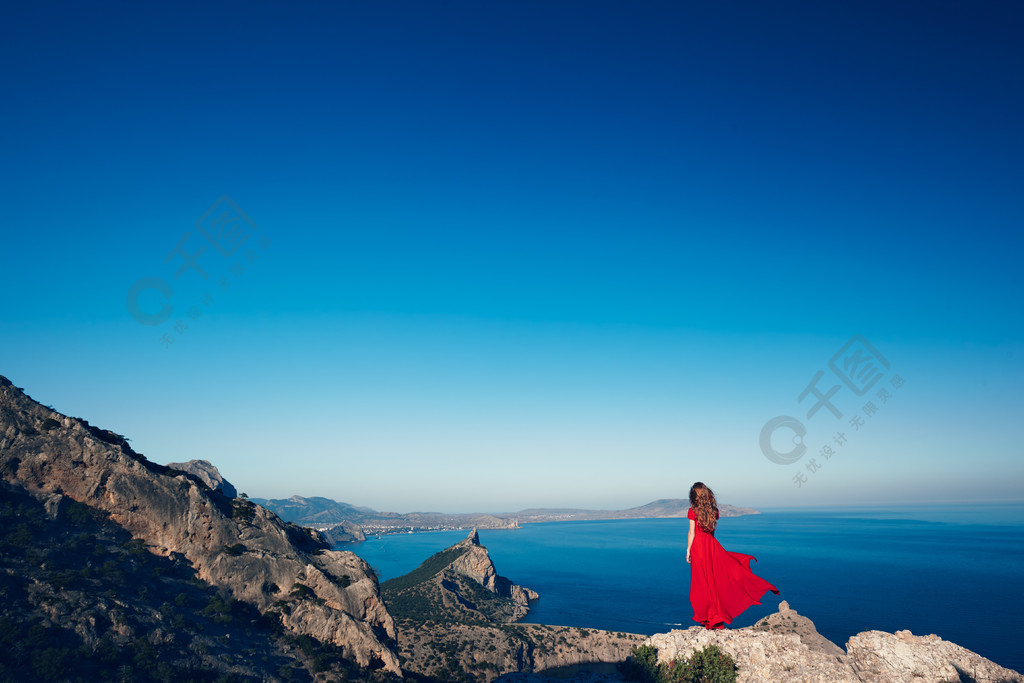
1 1 1022 512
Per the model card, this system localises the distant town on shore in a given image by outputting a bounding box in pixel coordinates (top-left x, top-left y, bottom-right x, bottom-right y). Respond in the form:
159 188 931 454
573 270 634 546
250 495 760 540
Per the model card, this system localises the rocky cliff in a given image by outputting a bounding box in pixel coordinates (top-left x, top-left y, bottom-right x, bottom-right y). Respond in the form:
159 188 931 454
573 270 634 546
165 458 238 498
382 528 538 624
643 601 1022 683
447 529 540 621
0 478 387 681
322 520 367 544
0 375 401 675
494 602 1022 683
399 623 644 682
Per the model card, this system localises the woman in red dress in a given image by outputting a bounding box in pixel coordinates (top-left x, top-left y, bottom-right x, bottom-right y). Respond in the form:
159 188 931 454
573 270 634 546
686 482 779 629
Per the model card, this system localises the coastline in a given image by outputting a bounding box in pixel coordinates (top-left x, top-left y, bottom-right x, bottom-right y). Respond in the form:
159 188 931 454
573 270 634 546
349 509 1024 673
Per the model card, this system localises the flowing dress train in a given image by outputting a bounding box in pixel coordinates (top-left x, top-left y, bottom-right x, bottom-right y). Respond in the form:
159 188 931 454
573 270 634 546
688 507 779 628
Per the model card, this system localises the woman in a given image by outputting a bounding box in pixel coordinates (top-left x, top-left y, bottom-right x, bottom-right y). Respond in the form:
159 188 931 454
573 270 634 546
686 482 779 629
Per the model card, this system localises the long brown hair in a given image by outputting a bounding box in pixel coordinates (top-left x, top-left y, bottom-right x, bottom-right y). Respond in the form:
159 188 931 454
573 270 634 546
689 482 718 534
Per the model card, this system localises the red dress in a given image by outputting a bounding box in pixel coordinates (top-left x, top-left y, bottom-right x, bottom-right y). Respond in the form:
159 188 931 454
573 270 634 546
688 507 779 629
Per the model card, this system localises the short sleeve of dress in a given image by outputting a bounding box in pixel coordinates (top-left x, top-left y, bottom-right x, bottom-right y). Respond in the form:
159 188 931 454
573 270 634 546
687 507 696 520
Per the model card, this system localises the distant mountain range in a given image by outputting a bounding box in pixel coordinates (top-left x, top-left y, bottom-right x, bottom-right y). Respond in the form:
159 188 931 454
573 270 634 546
251 495 759 536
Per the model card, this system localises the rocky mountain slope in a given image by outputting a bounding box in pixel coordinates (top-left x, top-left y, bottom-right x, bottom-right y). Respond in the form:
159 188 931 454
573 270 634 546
0 375 401 675
0 479 382 681
382 529 538 624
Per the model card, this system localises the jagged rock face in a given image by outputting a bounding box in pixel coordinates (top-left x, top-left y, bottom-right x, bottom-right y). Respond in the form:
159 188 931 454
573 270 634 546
0 480 373 680
750 599 845 657
645 601 1023 683
397 623 645 682
165 458 238 498
648 624 848 682
846 629 1022 683
0 377 401 674
383 528 539 626
449 529 539 621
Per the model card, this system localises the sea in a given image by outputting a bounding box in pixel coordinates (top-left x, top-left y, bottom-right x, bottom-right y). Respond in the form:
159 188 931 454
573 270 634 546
339 503 1024 674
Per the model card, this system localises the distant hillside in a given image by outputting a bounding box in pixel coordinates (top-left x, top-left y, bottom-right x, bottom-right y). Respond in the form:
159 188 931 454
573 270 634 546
250 495 379 525
254 496 758 537
514 498 758 523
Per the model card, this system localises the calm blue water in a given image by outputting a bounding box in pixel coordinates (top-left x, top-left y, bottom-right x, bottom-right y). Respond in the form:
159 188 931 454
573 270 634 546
341 504 1024 673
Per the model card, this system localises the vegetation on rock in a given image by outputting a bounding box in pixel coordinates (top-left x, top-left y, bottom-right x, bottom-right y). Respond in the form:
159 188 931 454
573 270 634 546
622 644 738 683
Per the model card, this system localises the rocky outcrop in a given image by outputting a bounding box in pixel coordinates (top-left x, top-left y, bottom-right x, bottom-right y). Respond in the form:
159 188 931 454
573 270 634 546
382 528 539 625
647 616 847 681
166 458 238 498
644 601 1022 683
846 629 1022 683
322 520 367 544
449 529 540 621
0 375 401 674
749 599 844 656
398 623 644 682
384 529 554 679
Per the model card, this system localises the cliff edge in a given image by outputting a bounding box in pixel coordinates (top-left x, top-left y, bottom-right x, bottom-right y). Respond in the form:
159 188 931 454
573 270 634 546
0 375 401 674
644 601 1022 683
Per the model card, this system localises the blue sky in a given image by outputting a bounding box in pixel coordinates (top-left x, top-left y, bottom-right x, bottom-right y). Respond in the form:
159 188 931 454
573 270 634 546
2 1 1022 512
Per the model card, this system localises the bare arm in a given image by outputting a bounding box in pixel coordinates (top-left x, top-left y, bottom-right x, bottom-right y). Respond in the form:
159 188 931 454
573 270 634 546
686 519 695 563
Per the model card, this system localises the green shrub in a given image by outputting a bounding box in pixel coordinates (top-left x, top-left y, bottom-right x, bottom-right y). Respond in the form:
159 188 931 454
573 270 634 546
678 644 737 683
622 644 737 683
231 500 256 523
622 645 661 683
380 546 470 593
201 596 235 623
290 583 315 599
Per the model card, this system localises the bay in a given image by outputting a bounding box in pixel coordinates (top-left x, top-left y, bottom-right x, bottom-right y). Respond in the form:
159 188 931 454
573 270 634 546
342 503 1024 673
